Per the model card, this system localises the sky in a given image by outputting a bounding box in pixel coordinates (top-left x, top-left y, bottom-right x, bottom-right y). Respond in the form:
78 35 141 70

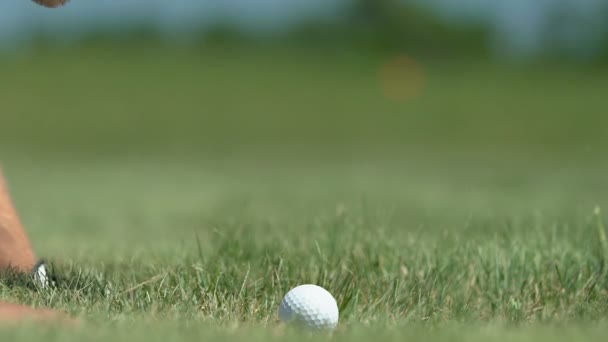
0 0 606 57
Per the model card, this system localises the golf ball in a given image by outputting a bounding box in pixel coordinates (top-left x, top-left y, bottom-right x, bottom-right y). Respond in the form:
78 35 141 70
279 284 339 331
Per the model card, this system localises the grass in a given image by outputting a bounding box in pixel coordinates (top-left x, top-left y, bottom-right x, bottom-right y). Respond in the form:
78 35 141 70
1 43 608 341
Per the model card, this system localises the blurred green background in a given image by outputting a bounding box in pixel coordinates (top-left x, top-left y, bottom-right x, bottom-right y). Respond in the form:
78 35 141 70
0 0 607 257
2 0 607 156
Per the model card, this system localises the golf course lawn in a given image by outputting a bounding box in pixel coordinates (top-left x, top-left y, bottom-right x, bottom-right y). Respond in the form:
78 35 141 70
1 44 607 341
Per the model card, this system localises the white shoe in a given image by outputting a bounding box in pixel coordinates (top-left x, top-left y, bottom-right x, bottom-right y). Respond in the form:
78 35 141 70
33 261 49 289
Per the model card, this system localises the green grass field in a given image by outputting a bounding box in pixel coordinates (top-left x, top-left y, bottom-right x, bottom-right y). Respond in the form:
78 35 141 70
1 44 608 341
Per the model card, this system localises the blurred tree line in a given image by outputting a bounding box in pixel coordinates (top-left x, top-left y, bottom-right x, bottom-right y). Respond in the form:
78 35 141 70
207 0 608 62
288 0 489 57
33 0 608 63
197 0 487 60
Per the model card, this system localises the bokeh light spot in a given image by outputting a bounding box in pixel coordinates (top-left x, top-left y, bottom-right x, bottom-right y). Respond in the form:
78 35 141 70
380 55 425 102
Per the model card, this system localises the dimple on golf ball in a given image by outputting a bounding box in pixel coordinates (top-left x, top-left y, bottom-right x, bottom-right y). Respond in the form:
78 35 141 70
279 284 339 331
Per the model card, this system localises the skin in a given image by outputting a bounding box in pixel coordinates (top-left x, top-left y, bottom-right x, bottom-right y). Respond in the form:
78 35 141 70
32 0 70 8
0 168 37 272
0 302 76 324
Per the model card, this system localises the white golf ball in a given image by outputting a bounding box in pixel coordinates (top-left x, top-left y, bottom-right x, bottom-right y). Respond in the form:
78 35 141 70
279 284 339 331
